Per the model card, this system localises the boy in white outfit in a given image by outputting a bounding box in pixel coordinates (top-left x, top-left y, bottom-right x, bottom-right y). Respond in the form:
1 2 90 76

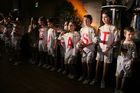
47 18 57 71
114 27 136 93
38 16 48 66
59 20 80 79
77 14 97 84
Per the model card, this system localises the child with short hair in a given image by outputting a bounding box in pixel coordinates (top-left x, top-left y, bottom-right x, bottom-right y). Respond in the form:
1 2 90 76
90 10 118 88
11 17 24 65
28 17 39 64
47 18 58 71
114 27 136 93
77 14 97 84
38 16 48 66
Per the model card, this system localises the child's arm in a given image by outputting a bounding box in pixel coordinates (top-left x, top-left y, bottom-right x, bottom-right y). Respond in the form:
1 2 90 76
104 41 118 54
53 39 57 50
131 43 137 63
104 28 119 54
53 29 58 50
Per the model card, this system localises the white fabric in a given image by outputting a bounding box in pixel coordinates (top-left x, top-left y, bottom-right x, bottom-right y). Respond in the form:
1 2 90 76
38 27 47 52
116 40 136 77
96 25 118 63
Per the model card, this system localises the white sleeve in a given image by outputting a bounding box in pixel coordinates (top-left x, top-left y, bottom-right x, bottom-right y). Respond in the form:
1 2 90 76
114 30 119 42
91 28 97 43
73 32 80 56
53 29 57 40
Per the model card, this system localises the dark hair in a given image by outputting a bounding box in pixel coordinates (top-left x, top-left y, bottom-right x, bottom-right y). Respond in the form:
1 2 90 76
102 10 112 19
124 27 134 34
39 16 46 25
47 18 55 24
84 14 92 23
31 16 38 25
69 20 77 26
39 16 46 22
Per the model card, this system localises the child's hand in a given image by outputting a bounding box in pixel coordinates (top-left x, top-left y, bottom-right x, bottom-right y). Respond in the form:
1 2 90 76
53 45 56 50
60 31 65 36
79 48 84 54
131 58 134 63
104 46 112 54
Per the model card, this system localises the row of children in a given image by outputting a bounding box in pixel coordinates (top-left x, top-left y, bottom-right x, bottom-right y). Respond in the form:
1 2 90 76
0 9 136 93
28 10 136 93
0 13 24 65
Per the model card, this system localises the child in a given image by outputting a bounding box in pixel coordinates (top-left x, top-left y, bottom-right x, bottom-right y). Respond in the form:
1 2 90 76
47 18 57 71
59 20 80 79
57 21 69 73
114 27 136 93
64 21 68 31
11 17 24 65
38 16 48 67
28 17 39 64
77 14 97 84
90 10 118 88
57 30 65 73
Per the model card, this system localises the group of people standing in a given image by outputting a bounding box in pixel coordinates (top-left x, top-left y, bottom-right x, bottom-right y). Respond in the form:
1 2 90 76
27 10 136 93
0 2 138 93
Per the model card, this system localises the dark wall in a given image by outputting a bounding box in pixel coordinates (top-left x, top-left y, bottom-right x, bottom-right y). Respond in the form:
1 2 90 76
0 0 13 14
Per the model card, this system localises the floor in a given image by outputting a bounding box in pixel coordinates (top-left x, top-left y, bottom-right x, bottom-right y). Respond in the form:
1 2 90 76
0 40 140 93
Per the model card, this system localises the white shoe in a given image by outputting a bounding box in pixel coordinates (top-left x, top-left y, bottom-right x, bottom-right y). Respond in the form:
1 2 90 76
38 62 42 67
114 88 120 93
120 90 124 93
42 64 47 68
13 62 19 66
46 65 51 69
31 61 35 64
67 74 71 78
62 70 67 75
67 74 74 79
69 75 74 79
50 67 56 71
9 58 12 62
57 68 62 72
83 79 89 84
78 76 84 81
89 79 97 85
101 81 105 88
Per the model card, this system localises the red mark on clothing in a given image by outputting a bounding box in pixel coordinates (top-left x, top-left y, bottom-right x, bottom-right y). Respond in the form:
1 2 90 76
102 32 110 44
67 37 73 48
47 34 50 43
60 40 65 45
39 30 44 39
83 33 88 45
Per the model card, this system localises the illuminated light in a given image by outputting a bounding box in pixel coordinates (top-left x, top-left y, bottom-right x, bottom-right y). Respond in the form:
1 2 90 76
67 0 98 31
67 0 87 19
35 2 39 8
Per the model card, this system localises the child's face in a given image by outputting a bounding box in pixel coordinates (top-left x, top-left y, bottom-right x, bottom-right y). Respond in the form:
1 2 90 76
124 31 134 41
47 22 53 27
68 22 75 32
64 21 68 26
83 17 91 27
102 13 111 25
38 19 42 25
